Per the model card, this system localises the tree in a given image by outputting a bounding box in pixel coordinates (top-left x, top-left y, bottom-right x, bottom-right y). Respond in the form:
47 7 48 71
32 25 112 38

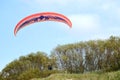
1 51 50 80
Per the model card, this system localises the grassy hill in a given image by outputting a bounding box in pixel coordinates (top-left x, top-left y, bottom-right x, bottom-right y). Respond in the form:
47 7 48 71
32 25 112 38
31 70 120 80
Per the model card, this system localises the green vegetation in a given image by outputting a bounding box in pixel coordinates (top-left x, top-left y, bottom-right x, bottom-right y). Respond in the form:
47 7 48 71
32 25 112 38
0 52 58 80
0 36 120 80
51 36 120 73
32 70 120 80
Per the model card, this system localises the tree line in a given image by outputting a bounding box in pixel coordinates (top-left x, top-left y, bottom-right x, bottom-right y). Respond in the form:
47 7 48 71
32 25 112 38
0 36 120 80
51 36 120 73
0 52 57 80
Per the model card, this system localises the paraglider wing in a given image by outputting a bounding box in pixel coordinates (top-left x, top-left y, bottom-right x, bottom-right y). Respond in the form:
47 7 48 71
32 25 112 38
14 12 72 36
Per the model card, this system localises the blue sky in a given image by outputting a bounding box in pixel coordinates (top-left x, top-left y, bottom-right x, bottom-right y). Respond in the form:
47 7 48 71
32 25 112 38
0 0 120 71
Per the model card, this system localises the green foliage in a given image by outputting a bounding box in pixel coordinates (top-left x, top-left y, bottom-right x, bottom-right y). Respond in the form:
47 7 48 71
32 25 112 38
17 68 40 80
1 51 56 80
32 70 120 80
113 71 120 80
0 73 4 80
39 70 59 78
1 36 120 80
52 36 120 73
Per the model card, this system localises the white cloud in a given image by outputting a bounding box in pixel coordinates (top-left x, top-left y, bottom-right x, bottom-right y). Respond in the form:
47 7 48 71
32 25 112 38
20 0 120 8
69 14 101 34
19 0 102 8
30 0 101 5
102 3 112 11
19 0 120 39
21 0 84 4
100 1 120 18
101 1 118 12
20 0 69 6
87 25 120 40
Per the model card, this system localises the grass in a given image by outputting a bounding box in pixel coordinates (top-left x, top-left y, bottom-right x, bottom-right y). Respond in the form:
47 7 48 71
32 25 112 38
31 70 120 80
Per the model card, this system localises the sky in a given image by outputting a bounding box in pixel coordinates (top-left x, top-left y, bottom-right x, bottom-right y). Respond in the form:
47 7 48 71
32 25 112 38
0 0 120 71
